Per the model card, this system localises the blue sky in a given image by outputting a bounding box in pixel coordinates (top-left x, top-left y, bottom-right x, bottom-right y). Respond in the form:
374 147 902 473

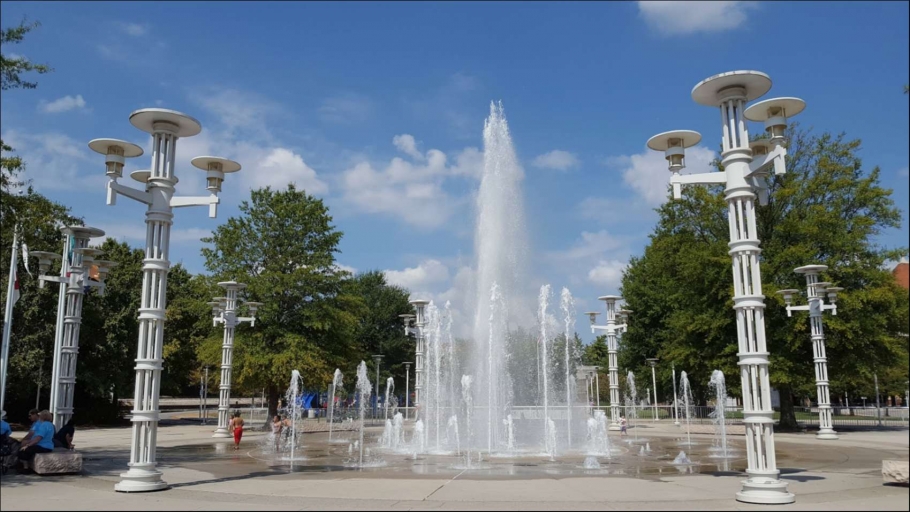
2 1 908 341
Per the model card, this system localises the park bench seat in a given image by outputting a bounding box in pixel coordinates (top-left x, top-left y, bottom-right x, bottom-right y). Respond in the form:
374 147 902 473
23 448 82 475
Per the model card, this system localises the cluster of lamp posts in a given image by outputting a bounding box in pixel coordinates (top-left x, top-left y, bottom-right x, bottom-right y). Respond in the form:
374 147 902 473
0 70 845 505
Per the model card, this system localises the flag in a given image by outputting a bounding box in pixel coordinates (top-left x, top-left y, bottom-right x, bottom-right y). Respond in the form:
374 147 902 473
21 242 31 277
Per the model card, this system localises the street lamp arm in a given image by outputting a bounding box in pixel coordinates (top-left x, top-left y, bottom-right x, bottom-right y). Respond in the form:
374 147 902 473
670 172 727 199
746 144 786 178
170 193 220 218
109 181 153 206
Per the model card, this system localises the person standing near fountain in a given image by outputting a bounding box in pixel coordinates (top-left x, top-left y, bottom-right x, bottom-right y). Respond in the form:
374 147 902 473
230 411 245 451
271 415 283 452
619 415 628 436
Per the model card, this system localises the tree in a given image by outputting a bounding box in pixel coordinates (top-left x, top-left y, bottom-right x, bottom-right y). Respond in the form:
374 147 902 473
346 270 413 394
620 125 908 429
582 335 611 402
1 18 52 193
200 185 362 423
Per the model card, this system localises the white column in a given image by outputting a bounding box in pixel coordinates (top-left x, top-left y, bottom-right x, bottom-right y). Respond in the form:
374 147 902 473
49 235 71 417
116 126 178 493
213 284 240 438
0 230 19 416
805 274 836 439
601 300 622 431
718 92 793 504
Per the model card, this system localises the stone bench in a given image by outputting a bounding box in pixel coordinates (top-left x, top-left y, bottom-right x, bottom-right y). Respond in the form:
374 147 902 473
883 460 909 485
23 448 82 475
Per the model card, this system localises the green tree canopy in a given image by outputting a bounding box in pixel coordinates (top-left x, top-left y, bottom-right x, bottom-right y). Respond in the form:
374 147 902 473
619 126 908 428
200 185 363 420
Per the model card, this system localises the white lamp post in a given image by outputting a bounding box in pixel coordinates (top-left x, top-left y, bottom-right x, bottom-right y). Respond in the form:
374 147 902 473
30 226 109 429
404 300 428 415
90 108 240 493
209 281 261 438
647 70 804 504
586 297 630 431
778 264 842 440
646 358 659 421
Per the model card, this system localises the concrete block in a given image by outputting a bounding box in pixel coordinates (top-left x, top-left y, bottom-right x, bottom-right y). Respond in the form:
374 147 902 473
29 449 83 475
882 460 909 485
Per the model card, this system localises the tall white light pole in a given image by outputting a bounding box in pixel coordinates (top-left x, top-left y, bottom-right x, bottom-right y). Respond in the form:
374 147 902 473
586 297 630 431
90 108 240 493
647 70 804 504
646 358 659 421
404 300 428 417
30 227 112 429
207 282 261 438
778 265 842 440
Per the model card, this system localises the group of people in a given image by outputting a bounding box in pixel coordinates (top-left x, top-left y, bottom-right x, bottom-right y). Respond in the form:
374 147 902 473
0 409 76 472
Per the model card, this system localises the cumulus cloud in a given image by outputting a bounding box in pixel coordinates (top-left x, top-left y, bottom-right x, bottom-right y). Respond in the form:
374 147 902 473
532 150 580 171
339 136 482 229
606 145 716 206
638 1 757 36
0 129 101 192
38 95 87 114
244 147 328 194
393 134 424 160
384 259 450 292
548 230 629 262
587 260 628 291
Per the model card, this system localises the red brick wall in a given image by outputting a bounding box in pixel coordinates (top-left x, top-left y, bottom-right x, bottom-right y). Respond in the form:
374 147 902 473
894 262 909 290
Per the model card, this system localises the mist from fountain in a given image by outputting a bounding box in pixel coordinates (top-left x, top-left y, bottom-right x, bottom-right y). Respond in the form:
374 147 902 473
539 285 552 452
461 375 474 468
561 287 577 448
625 372 639 441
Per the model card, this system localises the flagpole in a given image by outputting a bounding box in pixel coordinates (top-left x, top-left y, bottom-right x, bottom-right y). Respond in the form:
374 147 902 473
1 228 20 415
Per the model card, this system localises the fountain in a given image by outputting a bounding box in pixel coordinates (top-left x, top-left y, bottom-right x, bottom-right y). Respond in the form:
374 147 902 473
672 450 692 465
539 285 552 453
709 370 730 458
355 360 371 467
328 369 343 443
625 372 639 441
281 370 302 462
447 415 461 454
583 456 602 469
461 375 474 468
503 413 515 453
586 409 612 457
678 371 695 446
470 101 528 457
384 377 395 421
561 287 576 448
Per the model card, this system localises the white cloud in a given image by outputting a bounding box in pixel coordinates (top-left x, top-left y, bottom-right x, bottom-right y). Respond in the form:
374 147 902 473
393 134 424 160
548 230 629 262
243 147 328 194
899 167 909 178
334 263 357 275
339 136 481 229
192 88 280 139
577 196 656 225
384 259 450 292
118 23 148 37
1 129 101 192
39 95 87 114
532 150 580 171
638 1 757 36
588 260 628 291
318 93 372 124
607 145 716 206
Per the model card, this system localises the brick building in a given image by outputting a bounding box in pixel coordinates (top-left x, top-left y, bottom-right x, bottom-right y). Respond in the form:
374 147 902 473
894 257 909 289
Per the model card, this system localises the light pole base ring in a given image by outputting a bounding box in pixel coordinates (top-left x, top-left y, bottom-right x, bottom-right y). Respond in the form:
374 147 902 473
608 425 621 432
115 469 169 493
212 430 231 438
674 421 681 427
736 480 795 505
815 431 838 440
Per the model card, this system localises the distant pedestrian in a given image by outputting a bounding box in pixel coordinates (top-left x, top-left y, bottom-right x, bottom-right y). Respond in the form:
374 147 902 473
271 415 283 452
619 416 628 436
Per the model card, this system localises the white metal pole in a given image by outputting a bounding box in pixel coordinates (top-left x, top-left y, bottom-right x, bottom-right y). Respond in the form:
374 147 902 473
48 234 70 420
595 370 601 410
404 363 410 421
651 363 659 421
0 229 19 416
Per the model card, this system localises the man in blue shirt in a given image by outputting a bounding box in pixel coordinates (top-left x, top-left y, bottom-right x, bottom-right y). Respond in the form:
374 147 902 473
0 410 11 442
18 410 55 466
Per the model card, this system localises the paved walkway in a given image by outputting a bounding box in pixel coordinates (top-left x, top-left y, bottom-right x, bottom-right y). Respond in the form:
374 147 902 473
1 422 906 511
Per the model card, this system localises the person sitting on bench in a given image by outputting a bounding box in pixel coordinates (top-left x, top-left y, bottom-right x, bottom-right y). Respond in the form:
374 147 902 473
18 410 55 466
54 416 75 450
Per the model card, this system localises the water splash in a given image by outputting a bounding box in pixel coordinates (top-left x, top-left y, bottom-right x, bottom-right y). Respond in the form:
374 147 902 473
461 375 474 468
356 361 372 467
708 370 730 458
625 372 639 441
586 409 612 457
678 371 695 446
384 377 395 421
672 450 692 465
447 415 461 454
583 456 601 469
503 413 515 453
328 369 343 442
561 287 576 448
538 285 552 451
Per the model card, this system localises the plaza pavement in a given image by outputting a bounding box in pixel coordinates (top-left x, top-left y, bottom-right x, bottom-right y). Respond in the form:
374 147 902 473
0 420 907 511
